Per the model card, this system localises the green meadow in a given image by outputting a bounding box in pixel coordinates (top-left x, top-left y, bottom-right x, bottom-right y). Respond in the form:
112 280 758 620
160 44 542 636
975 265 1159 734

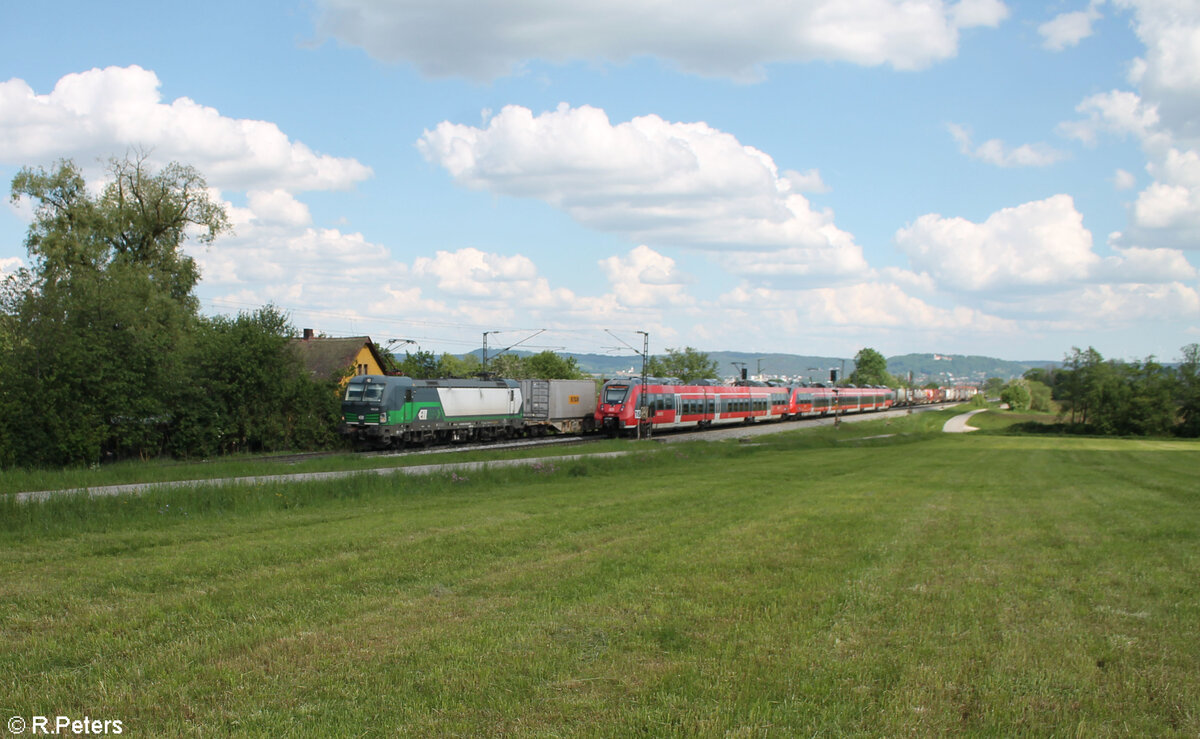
3 411 1198 736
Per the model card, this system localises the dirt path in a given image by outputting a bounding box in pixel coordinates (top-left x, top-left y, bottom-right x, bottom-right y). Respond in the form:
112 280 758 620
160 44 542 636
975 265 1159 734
943 409 986 433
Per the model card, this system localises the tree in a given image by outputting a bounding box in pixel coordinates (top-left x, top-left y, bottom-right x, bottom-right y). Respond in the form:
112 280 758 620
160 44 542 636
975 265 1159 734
394 350 441 379
1027 380 1053 413
1 156 229 466
983 377 1006 397
849 347 894 386
647 347 718 383
1178 344 1200 437
1000 380 1031 411
1059 347 1106 425
437 352 481 378
525 350 585 379
170 307 340 456
488 353 525 379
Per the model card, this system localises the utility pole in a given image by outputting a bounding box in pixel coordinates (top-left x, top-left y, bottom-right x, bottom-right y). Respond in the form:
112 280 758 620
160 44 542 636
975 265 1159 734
481 330 498 374
834 362 843 428
605 329 650 441
638 330 649 440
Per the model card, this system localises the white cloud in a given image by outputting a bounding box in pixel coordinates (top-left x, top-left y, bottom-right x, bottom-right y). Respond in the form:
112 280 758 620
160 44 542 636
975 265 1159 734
895 194 1198 331
247 190 313 227
1059 89 1161 145
0 66 372 192
948 123 1066 167
784 168 830 193
714 281 1019 349
318 0 1009 81
1126 146 1200 246
1113 168 1137 189
1115 0 1200 132
988 282 1200 324
191 193 398 307
0 256 24 279
896 195 1098 291
1039 3 1104 51
418 103 867 277
715 245 871 287
411 247 575 309
598 245 693 307
1096 244 1197 282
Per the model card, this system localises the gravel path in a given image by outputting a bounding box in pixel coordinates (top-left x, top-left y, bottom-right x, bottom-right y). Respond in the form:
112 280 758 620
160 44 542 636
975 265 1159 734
11 451 632 504
942 409 986 433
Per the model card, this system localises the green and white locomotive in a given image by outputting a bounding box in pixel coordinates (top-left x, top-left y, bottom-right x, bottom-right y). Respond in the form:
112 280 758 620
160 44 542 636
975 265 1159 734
340 375 596 449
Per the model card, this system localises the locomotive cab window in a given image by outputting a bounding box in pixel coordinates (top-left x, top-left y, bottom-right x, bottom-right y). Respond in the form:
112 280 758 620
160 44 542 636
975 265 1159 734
604 385 629 404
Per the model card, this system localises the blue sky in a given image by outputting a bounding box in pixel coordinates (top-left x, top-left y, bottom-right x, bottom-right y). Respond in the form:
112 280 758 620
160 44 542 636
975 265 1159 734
2 0 1198 363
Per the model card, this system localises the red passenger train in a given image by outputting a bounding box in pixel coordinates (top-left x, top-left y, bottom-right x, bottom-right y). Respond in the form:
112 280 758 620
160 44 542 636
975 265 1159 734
595 377 895 436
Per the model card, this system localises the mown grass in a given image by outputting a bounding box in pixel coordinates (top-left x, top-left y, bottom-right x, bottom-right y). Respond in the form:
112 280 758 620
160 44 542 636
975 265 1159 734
967 407 1062 432
0 437 634 497
3 419 1198 736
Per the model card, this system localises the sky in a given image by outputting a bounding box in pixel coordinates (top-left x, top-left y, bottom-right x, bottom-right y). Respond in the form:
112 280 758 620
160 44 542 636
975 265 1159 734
2 0 1199 363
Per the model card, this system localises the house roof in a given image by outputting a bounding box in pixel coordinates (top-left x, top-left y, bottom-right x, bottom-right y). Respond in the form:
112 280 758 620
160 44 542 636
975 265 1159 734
290 336 388 380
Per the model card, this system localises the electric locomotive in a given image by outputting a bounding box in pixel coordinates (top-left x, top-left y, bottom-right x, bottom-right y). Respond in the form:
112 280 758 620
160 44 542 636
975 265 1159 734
341 375 523 449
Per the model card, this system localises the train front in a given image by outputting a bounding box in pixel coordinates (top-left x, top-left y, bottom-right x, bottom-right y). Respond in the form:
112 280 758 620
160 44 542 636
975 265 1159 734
595 378 640 435
340 375 409 447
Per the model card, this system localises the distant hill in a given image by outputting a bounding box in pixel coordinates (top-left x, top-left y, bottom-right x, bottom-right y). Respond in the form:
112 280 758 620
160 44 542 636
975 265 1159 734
887 354 1057 385
449 349 1055 384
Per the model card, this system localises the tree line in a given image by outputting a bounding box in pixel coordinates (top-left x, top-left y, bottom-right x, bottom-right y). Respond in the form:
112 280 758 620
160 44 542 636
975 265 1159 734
389 349 587 381
999 346 1200 437
0 157 341 468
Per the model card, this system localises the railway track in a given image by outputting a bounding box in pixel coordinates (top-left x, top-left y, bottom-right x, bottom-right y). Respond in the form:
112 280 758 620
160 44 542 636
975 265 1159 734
259 401 964 463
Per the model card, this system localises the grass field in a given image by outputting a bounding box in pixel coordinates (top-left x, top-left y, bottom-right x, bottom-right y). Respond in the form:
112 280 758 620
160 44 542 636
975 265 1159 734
3 412 1198 736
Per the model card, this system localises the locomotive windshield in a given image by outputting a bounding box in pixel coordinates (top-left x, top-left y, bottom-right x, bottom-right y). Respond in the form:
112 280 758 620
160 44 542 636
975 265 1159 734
344 382 386 403
604 384 629 404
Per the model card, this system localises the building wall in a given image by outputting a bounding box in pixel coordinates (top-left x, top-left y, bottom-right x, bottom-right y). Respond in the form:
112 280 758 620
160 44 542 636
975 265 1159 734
350 345 385 383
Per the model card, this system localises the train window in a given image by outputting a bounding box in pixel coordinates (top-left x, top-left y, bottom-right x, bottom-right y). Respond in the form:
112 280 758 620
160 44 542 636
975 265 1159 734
362 384 386 403
604 384 629 404
344 384 364 402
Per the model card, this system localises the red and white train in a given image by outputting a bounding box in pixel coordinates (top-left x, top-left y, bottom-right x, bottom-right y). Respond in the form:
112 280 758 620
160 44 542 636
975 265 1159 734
595 378 896 436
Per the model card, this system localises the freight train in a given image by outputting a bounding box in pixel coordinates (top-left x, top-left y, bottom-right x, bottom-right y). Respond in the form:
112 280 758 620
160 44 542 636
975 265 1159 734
340 375 597 449
339 373 963 448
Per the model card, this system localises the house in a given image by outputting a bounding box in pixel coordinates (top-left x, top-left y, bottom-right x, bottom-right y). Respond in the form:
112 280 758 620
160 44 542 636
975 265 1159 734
290 329 389 385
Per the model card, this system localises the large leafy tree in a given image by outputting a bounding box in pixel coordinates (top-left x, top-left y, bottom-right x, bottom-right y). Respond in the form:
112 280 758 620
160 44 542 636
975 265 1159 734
1 156 229 466
647 346 718 383
170 307 340 456
1178 344 1200 437
393 350 442 379
849 347 894 386
524 350 585 379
